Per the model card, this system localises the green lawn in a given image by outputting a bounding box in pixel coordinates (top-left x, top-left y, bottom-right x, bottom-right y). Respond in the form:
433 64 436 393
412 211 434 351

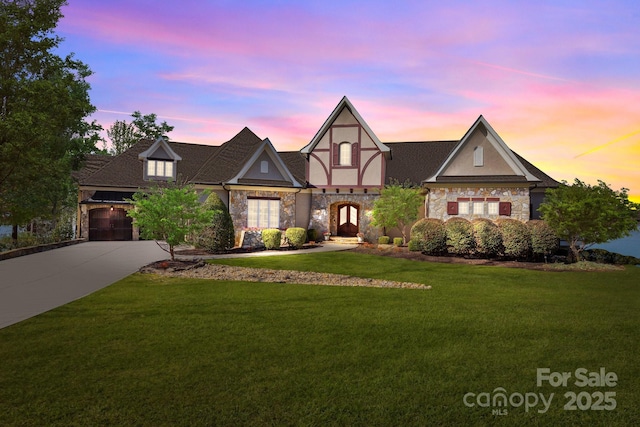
0 252 638 426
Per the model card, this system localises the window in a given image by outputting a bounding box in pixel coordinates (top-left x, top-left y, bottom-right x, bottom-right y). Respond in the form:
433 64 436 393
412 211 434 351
147 160 173 178
458 200 470 215
339 142 351 166
474 146 484 167
473 201 484 215
260 160 269 174
488 201 499 215
247 199 279 228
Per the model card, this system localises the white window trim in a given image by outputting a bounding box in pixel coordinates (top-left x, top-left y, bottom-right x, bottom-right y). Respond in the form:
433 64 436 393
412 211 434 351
247 199 280 229
147 159 174 178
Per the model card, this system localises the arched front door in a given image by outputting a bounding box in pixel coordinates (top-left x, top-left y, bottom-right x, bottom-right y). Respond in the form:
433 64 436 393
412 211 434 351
337 203 359 237
89 208 133 241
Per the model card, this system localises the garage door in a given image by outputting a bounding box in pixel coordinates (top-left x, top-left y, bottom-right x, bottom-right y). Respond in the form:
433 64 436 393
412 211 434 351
89 208 133 241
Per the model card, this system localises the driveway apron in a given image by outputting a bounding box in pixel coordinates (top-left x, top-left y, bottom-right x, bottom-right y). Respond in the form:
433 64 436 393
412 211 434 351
0 241 167 329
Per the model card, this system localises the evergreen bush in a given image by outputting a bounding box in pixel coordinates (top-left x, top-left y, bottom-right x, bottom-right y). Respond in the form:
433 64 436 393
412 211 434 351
410 218 446 255
262 229 282 250
472 219 502 257
307 228 318 242
285 227 307 249
393 237 403 247
378 236 390 244
496 218 531 259
193 193 235 253
445 217 475 255
527 220 558 259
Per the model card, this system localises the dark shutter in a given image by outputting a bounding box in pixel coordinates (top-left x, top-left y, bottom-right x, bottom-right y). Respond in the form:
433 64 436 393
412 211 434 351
499 202 512 216
447 202 459 215
332 143 339 165
351 143 359 167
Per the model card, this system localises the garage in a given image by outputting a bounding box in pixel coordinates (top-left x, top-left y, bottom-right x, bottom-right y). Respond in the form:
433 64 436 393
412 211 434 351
89 207 133 241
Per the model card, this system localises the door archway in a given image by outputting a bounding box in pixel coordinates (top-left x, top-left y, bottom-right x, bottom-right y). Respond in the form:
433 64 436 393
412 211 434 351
337 203 359 237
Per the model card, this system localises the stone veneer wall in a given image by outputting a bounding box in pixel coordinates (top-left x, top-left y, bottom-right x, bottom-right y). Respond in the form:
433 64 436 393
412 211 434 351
308 193 381 241
229 189 297 245
78 202 139 240
428 187 530 222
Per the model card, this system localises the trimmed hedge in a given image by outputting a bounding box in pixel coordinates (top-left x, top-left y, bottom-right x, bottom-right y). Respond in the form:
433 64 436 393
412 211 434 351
496 218 531 259
285 227 307 249
527 220 558 258
472 219 502 257
307 228 318 242
445 217 475 255
262 229 281 250
378 236 390 244
393 237 403 247
410 218 446 255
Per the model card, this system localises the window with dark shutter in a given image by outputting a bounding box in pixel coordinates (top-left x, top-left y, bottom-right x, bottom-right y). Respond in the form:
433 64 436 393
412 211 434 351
332 143 339 165
447 201 459 215
499 202 512 216
351 143 359 167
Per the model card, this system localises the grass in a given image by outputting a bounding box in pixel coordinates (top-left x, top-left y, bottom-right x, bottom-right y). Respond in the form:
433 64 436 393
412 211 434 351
0 252 638 426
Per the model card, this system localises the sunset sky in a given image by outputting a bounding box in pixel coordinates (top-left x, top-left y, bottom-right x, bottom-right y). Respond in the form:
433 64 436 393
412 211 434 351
56 0 639 201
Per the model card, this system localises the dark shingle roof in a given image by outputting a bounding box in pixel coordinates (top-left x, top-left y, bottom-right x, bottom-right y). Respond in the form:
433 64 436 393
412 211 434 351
78 129 557 191
384 141 457 185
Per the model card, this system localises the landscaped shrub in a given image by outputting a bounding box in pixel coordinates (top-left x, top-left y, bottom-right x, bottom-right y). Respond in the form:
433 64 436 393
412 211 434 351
378 236 390 244
393 237 403 247
193 193 235 253
445 217 475 255
527 220 558 260
307 228 318 242
583 248 640 265
472 219 502 257
496 218 531 259
410 218 446 255
408 239 420 252
262 229 282 250
285 227 307 249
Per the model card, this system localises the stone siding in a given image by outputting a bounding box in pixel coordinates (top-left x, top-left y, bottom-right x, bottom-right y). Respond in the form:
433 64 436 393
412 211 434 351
428 187 530 222
308 193 381 241
229 189 297 245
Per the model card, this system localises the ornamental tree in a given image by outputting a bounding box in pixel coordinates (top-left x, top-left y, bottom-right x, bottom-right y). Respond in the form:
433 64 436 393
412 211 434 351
538 179 639 262
127 184 213 260
372 180 423 244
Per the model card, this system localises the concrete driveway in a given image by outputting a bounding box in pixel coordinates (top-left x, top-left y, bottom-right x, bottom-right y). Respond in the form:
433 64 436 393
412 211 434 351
0 241 167 329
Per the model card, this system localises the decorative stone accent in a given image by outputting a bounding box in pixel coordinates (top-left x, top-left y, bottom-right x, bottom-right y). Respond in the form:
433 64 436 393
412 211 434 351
428 187 530 222
229 189 297 245
308 193 382 241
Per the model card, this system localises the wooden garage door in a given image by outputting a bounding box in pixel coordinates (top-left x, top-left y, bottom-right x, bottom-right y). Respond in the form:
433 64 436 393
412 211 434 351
89 208 133 241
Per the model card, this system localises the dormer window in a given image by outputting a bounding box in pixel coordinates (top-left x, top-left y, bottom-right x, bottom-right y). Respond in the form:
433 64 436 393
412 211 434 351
139 137 181 181
147 159 174 178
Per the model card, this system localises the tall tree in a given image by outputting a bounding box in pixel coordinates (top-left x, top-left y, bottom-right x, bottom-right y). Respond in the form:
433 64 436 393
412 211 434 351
371 179 424 244
0 0 101 241
106 120 136 155
105 111 174 155
539 179 639 262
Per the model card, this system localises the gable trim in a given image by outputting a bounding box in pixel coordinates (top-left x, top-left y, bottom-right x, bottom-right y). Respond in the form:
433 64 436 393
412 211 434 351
300 96 390 156
227 138 302 188
423 116 539 183
138 137 182 162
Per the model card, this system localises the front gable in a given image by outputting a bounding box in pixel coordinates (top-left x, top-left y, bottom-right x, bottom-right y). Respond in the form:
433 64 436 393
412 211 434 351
301 96 390 188
425 116 539 183
227 138 302 187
